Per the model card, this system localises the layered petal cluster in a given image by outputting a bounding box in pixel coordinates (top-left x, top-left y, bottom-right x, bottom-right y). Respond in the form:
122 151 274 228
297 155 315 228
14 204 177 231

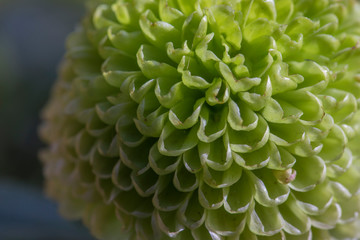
40 0 360 239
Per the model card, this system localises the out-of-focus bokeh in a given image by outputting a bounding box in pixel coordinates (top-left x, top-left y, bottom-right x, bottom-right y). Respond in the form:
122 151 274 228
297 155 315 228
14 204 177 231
0 0 95 239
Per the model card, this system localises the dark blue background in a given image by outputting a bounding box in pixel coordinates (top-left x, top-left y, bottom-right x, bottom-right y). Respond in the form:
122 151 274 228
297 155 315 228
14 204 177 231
0 0 95 239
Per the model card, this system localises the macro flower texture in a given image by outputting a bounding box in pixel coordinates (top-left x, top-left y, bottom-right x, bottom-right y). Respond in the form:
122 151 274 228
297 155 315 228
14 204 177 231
39 0 360 239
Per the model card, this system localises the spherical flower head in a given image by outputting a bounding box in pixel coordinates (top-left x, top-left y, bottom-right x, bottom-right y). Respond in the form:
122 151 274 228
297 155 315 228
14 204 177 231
40 0 360 239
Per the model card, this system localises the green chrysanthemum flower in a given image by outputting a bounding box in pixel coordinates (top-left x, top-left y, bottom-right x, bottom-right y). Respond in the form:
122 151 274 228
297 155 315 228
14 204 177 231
40 0 360 239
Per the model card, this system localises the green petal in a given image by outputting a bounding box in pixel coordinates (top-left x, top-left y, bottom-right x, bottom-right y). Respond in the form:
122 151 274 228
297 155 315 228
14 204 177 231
198 181 224 209
227 99 258 131
275 0 294 23
129 76 155 103
131 167 159 197
205 78 230 105
288 61 330 91
173 161 199 192
153 209 185 237
218 61 261 92
284 231 312 240
97 132 119 157
155 77 185 108
116 120 146 147
242 0 276 23
96 178 120 204
178 56 213 89
205 4 242 50
293 182 333 215
286 135 323 158
276 90 324 124
134 218 153 240
262 98 303 124
78 160 96 184
181 12 207 48
279 195 311 235
285 17 319 39
329 220 360 240
158 122 199 156
311 203 341 230
202 161 242 188
198 137 233 171
119 139 153 173
195 33 221 74
267 143 296 170
205 207 246 236
159 0 186 29
243 18 275 42
197 104 228 143
112 160 133 191
169 98 204 129
90 149 118 178
107 27 146 56
102 53 140 88
178 192 205 229
289 156 326 192
153 176 188 211
114 189 153 218
85 204 127 240
247 203 282 236
223 173 253 214
248 169 290 207
227 115 269 153
93 4 120 29
75 130 96 160
337 194 360 223
139 9 181 49
318 124 347 162
137 44 179 79
238 76 272 111
268 62 300 95
330 161 360 199
191 224 220 240
232 142 272 170
149 143 180 175
166 41 192 64
320 88 357 123
183 147 202 173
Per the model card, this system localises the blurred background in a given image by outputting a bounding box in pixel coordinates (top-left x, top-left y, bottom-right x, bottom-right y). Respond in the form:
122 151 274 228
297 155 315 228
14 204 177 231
0 0 95 239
